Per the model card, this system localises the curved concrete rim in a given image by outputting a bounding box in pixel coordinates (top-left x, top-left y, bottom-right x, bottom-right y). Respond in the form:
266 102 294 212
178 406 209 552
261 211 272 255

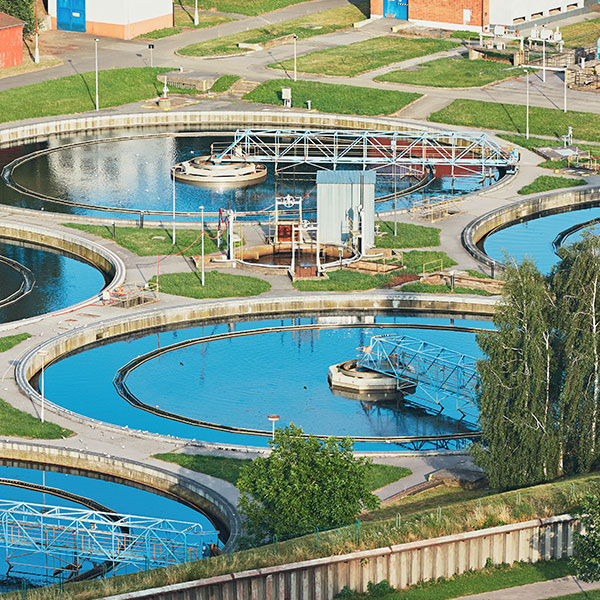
0 254 35 308
15 293 495 454
0 221 126 332
0 439 240 549
0 110 514 225
462 184 600 271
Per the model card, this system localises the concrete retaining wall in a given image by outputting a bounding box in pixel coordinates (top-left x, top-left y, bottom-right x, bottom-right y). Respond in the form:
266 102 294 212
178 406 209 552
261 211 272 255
462 184 600 270
0 221 126 331
0 439 239 548
105 514 578 600
15 294 495 448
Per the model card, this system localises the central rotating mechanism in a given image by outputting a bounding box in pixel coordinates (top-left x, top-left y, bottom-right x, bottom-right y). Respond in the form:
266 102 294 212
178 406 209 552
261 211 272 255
171 155 267 188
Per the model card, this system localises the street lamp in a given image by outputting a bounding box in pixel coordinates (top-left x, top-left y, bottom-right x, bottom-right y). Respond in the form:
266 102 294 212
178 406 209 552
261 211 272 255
267 414 280 441
293 34 298 82
34 2 39 64
525 67 530 139
199 205 205 286
194 0 199 26
172 170 176 245
94 38 100 111
148 43 154 67
38 350 48 423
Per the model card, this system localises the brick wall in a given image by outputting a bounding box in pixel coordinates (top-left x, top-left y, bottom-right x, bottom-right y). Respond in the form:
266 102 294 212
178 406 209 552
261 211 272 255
409 0 489 28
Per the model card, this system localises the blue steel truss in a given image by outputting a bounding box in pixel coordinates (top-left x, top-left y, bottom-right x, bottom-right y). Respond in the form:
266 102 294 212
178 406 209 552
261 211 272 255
0 500 219 570
358 334 480 420
211 129 519 172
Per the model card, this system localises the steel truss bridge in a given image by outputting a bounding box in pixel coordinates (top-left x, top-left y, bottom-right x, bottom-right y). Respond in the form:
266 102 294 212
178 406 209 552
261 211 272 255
211 129 519 175
358 334 480 421
0 500 219 580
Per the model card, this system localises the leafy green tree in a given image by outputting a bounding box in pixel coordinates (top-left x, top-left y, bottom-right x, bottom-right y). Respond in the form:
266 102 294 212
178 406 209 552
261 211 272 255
237 424 380 544
472 258 561 489
572 494 600 581
553 234 600 474
0 0 35 35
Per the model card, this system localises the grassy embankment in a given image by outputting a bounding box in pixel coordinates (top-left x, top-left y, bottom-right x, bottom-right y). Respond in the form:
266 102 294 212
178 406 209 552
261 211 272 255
178 0 317 16
244 79 421 116
560 17 600 48
178 2 368 57
138 10 233 39
149 272 270 299
270 36 460 77
429 99 600 143
0 334 72 439
518 175 586 195
376 57 527 88
10 472 600 600
154 453 411 489
64 224 223 256
375 221 440 249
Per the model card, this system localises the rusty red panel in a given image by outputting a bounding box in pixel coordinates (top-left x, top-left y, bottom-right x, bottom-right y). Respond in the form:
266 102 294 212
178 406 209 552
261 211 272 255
0 25 24 69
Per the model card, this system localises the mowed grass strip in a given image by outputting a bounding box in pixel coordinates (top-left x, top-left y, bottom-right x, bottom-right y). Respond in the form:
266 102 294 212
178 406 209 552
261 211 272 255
178 0 313 16
366 465 412 491
518 175 586 195
0 398 72 439
153 453 252 484
178 2 368 57
64 224 223 256
376 57 526 88
0 67 175 123
270 36 459 77
293 269 401 292
244 79 421 116
0 333 31 353
401 282 494 296
560 17 600 47
375 222 440 248
139 12 233 39
430 99 600 143
151 271 270 299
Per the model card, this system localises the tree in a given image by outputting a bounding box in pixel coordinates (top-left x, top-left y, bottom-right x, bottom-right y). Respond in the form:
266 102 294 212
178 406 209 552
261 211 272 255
553 234 600 474
572 494 600 582
0 0 35 35
237 424 380 544
472 258 561 489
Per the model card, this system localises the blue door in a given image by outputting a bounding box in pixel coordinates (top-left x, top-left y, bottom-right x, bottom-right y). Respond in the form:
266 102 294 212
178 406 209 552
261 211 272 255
57 0 86 32
383 0 408 19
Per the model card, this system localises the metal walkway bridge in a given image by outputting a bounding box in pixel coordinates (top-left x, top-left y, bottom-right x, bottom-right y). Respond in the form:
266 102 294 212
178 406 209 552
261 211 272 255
211 129 519 175
0 500 219 579
358 334 480 420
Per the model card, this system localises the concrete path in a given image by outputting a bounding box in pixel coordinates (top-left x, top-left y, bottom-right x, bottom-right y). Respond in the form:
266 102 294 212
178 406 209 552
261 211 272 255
459 576 600 600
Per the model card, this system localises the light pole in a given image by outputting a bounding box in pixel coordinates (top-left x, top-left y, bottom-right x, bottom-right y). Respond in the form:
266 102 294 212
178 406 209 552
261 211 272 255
172 170 176 245
199 205 205 286
564 66 568 113
525 67 530 140
38 350 48 423
293 34 298 82
194 0 199 26
94 38 100 111
148 43 154 67
542 38 546 83
34 2 39 64
267 414 280 441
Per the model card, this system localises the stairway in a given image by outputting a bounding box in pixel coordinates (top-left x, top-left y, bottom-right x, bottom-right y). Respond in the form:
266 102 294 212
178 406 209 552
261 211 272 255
228 79 261 98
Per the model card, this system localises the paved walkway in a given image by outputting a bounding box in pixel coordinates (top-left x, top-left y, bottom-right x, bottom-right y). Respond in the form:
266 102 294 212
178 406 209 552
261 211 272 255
460 576 600 600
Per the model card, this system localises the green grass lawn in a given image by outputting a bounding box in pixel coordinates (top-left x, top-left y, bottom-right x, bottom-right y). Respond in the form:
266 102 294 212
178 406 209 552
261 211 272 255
153 453 252 484
430 99 600 143
178 2 368 57
560 17 600 47
401 282 494 296
400 250 457 273
518 175 586 195
0 333 30 352
154 453 410 489
64 224 223 256
150 271 271 299
138 12 233 39
376 57 526 88
293 269 400 292
244 79 421 116
341 559 574 599
270 36 460 77
0 398 72 439
466 269 492 279
211 75 240 93
375 222 440 248
0 67 181 123
178 0 315 16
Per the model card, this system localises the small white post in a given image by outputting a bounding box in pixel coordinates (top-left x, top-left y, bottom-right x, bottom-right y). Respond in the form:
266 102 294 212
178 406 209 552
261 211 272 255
542 38 546 82
194 0 199 26
526 68 530 139
200 205 205 286
293 35 298 82
94 38 100 111
149 43 154 67
564 67 568 113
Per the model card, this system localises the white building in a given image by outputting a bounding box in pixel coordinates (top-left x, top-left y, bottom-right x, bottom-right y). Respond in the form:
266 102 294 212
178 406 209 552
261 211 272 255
48 0 173 39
